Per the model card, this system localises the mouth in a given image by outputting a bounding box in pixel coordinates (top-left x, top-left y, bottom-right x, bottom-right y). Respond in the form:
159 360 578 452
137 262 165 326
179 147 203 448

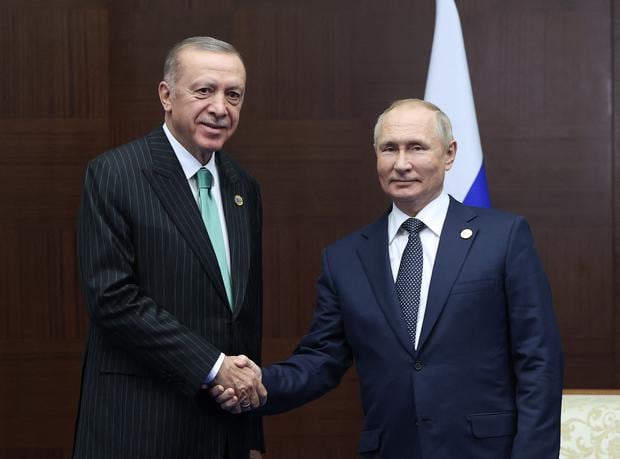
390 178 419 185
199 120 229 130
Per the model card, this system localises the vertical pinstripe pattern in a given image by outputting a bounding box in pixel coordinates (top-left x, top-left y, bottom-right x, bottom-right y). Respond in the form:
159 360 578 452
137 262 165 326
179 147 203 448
73 127 264 459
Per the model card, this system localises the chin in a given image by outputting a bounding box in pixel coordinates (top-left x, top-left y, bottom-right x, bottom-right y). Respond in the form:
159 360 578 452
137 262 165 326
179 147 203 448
197 140 225 151
392 196 420 205
196 133 229 150
388 187 419 199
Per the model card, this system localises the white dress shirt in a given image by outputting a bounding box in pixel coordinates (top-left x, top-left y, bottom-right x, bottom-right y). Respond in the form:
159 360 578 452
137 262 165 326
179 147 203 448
388 191 450 349
162 123 226 383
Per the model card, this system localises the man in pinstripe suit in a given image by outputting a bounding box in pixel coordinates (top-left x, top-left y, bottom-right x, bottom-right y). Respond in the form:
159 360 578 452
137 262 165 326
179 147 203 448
73 36 266 459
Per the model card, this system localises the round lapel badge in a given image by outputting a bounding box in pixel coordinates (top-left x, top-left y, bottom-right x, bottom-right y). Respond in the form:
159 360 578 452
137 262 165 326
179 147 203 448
234 195 244 206
460 228 473 239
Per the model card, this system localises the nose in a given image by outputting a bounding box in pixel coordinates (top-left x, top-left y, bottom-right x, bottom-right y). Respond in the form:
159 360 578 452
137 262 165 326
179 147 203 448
208 92 227 118
394 150 412 172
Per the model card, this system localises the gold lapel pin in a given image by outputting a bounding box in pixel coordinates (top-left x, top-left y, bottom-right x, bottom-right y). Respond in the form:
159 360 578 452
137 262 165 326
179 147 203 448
460 228 473 239
234 195 244 206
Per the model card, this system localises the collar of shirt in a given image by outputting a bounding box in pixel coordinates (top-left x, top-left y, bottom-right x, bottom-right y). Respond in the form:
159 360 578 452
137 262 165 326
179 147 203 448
162 123 221 189
388 191 450 245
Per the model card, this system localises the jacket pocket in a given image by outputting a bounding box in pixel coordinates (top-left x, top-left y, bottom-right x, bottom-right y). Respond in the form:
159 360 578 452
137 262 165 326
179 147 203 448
468 411 516 438
358 428 382 454
451 278 499 295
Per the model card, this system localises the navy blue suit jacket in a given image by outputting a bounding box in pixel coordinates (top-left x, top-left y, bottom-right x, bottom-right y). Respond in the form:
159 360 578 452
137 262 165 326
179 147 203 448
261 198 563 458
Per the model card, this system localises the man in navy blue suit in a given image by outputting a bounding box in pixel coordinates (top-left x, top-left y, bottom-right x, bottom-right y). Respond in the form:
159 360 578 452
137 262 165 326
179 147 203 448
213 98 563 458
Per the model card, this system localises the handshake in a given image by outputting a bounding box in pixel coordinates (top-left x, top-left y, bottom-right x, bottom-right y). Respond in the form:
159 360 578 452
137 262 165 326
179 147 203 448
205 355 266 414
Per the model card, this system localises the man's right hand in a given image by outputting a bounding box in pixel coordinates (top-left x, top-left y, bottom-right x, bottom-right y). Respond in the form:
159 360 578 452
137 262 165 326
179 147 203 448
206 355 267 411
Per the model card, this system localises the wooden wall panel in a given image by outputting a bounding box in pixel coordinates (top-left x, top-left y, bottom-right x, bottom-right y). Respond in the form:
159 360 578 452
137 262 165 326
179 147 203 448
1 0 618 457
0 1 107 457
0 346 82 449
613 0 620 388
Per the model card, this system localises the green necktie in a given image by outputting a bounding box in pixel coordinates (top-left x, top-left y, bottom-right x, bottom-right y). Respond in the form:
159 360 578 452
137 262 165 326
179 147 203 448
196 167 233 309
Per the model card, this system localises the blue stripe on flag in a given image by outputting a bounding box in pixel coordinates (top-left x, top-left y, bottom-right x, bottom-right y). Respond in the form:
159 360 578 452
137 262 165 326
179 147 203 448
463 164 491 208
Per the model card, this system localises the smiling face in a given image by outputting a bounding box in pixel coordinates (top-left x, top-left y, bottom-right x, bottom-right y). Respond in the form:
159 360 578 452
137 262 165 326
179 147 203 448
375 102 456 216
158 48 246 163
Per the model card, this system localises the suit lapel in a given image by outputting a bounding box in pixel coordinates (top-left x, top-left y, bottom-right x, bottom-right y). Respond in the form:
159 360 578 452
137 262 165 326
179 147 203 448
217 151 251 316
141 128 229 306
357 213 416 356
417 198 478 351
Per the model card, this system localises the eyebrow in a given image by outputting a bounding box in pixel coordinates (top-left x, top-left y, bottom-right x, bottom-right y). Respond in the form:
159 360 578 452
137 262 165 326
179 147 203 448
377 141 395 149
378 138 430 149
188 79 245 90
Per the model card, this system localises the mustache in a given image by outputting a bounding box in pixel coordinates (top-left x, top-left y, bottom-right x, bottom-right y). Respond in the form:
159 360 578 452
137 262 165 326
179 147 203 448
198 119 230 128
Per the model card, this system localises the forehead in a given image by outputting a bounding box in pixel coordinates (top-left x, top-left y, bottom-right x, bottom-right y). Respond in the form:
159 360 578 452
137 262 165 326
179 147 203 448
378 105 438 142
176 48 246 85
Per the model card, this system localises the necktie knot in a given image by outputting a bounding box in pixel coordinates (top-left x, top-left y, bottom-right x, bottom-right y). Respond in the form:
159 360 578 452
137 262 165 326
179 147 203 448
196 167 213 191
401 218 425 236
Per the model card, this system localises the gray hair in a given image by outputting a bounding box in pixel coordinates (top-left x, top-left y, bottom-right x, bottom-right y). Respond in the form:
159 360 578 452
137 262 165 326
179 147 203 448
163 36 244 88
373 98 453 149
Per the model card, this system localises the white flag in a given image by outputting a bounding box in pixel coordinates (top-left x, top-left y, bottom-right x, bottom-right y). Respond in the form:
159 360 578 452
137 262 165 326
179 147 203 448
424 0 490 207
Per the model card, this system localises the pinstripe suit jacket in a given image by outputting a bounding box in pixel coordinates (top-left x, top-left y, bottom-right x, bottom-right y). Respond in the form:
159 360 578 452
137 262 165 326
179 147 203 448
73 127 264 459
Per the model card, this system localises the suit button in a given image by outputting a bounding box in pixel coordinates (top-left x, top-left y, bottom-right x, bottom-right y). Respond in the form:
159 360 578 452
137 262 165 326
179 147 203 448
414 361 424 371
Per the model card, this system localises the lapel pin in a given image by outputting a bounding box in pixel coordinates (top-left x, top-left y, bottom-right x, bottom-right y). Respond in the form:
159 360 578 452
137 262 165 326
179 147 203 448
234 195 244 206
460 228 473 240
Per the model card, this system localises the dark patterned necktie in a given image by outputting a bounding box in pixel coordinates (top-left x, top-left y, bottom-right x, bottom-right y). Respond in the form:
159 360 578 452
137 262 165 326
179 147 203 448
395 218 425 348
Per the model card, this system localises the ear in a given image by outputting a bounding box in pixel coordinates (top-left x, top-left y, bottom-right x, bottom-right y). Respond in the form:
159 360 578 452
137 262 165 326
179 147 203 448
444 140 457 171
158 81 173 113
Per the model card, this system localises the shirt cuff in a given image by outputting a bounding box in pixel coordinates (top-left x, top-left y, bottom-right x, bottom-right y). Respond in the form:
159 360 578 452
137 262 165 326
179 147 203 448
204 352 225 385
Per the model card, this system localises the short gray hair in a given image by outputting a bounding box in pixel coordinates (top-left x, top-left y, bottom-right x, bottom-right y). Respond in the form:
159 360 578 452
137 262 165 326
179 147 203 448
163 36 244 87
373 98 453 149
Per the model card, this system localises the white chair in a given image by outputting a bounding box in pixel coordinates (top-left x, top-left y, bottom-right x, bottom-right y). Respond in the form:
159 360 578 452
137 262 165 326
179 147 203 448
560 390 620 458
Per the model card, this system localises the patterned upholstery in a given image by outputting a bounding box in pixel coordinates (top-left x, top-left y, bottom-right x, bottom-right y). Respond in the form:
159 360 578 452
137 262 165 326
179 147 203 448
561 390 620 458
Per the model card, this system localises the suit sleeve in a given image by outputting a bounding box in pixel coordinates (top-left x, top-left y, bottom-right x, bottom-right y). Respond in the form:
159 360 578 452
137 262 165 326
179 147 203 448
260 247 354 415
505 217 563 458
77 157 222 399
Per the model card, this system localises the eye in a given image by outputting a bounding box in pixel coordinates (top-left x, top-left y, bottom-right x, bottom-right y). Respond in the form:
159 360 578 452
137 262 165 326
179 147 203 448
195 87 213 97
226 90 243 104
381 144 397 153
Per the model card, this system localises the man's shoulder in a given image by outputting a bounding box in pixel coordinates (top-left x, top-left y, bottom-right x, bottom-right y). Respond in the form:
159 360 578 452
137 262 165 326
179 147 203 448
217 149 260 188
451 198 524 226
89 129 158 172
468 205 519 222
325 213 388 252
452 201 534 243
